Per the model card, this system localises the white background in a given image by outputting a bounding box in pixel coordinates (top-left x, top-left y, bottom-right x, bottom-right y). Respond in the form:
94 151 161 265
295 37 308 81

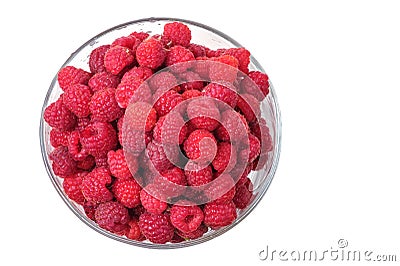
1 0 399 265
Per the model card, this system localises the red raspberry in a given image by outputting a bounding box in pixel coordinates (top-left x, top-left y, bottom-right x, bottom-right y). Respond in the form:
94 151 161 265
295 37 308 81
184 162 213 187
112 179 141 208
95 201 130 233
209 55 239 83
215 109 249 142
76 116 90 131
203 201 237 229
111 35 138 50
170 204 204 233
182 89 202 100
153 89 183 116
124 102 157 132
90 88 123 122
161 167 187 186
107 149 137 179
177 223 208 240
148 71 178 92
212 142 237 173
236 93 261 123
88 72 120 92
153 113 187 145
183 129 217 164
129 31 149 42
206 48 225 58
49 146 77 177
77 155 95 171
188 43 207 57
233 180 253 209
154 166 187 198
240 133 261 163
62 84 92 118
50 128 70 148
115 79 151 108
136 38 166 69
44 97 77 131
81 167 113 203
241 71 269 101
104 45 135 75
68 130 88 161
121 66 153 84
205 173 236 203
126 218 145 241
80 122 117 157
178 71 204 91
139 212 174 244
146 140 178 173
203 83 238 108
57 66 92 91
163 22 191 47
95 155 109 168
63 172 86 205
89 45 110 73
165 46 195 73
223 47 251 74
120 129 147 156
171 233 185 243
192 56 210 79
140 185 168 214
186 97 220 131
250 118 273 154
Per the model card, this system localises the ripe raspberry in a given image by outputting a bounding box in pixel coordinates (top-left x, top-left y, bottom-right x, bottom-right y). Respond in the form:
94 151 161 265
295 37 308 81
104 45 135 75
148 71 178 92
57 66 92 91
153 113 187 145
68 130 88 161
77 155 95 171
244 133 261 163
111 35 138 50
115 79 151 108
49 146 77 177
120 129 147 155
153 89 183 117
95 201 130 233
223 47 251 74
178 71 204 91
107 149 137 179
83 200 98 221
184 162 213 187
183 129 217 164
44 97 77 131
161 167 187 186
236 93 261 123
182 89 202 100
50 128 70 148
163 22 191 47
188 43 207 57
165 46 195 73
250 118 273 153
192 56 210 79
203 83 238 108
186 97 220 131
125 218 145 241
139 212 174 244
233 180 253 209
62 84 92 117
215 109 249 142
154 166 187 198
112 179 141 208
171 233 185 243
80 122 117 157
170 204 204 233
63 172 86 205
89 45 110 73
209 55 239 83
177 223 208 240
81 167 113 203
241 71 269 101
88 72 120 92
124 102 157 132
136 38 166 69
206 48 225 58
90 88 123 122
212 142 237 173
129 31 149 42
121 66 153 84
76 116 90 131
140 186 168 214
205 173 236 203
203 201 237 229
146 140 178 173
95 155 109 169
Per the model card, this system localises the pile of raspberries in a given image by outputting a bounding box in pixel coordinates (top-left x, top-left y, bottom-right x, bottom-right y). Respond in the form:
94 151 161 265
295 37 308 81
44 21 273 244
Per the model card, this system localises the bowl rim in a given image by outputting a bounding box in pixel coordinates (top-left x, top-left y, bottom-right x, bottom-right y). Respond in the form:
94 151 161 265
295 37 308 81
39 16 282 249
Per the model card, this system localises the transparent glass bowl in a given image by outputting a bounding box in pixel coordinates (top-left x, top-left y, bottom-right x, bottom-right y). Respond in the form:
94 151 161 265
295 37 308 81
39 17 281 248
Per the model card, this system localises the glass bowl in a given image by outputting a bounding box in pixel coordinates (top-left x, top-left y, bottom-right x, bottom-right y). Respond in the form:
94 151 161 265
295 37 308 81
39 17 281 248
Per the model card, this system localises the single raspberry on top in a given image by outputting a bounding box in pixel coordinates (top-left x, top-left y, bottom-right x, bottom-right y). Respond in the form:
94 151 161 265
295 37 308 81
104 45 135 75
57 66 92 91
165 45 195 73
95 201 130 234
136 38 166 69
89 45 110 73
163 22 192 47
139 212 174 244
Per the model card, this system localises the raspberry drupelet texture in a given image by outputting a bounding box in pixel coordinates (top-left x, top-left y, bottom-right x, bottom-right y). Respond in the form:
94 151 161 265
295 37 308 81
184 162 213 187
89 45 110 73
63 172 86 205
203 83 238 108
203 201 237 229
165 46 195 73
146 140 178 173
112 179 141 208
57 66 92 91
49 146 77 178
215 109 249 142
152 114 187 145
124 101 157 132
44 97 77 131
80 122 117 157
95 201 130 233
186 97 220 131
68 130 88 161
148 71 178 92
212 142 237 173
136 38 166 69
125 218 145 241
183 129 217 164
88 72 120 92
241 71 270 101
139 212 174 244
81 167 113 203
177 223 208 240
104 45 135 75
50 128 70 148
90 88 123 122
62 84 92 118
163 22 192 47
153 89 183 117
170 204 204 233
140 186 168 214
107 149 137 180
